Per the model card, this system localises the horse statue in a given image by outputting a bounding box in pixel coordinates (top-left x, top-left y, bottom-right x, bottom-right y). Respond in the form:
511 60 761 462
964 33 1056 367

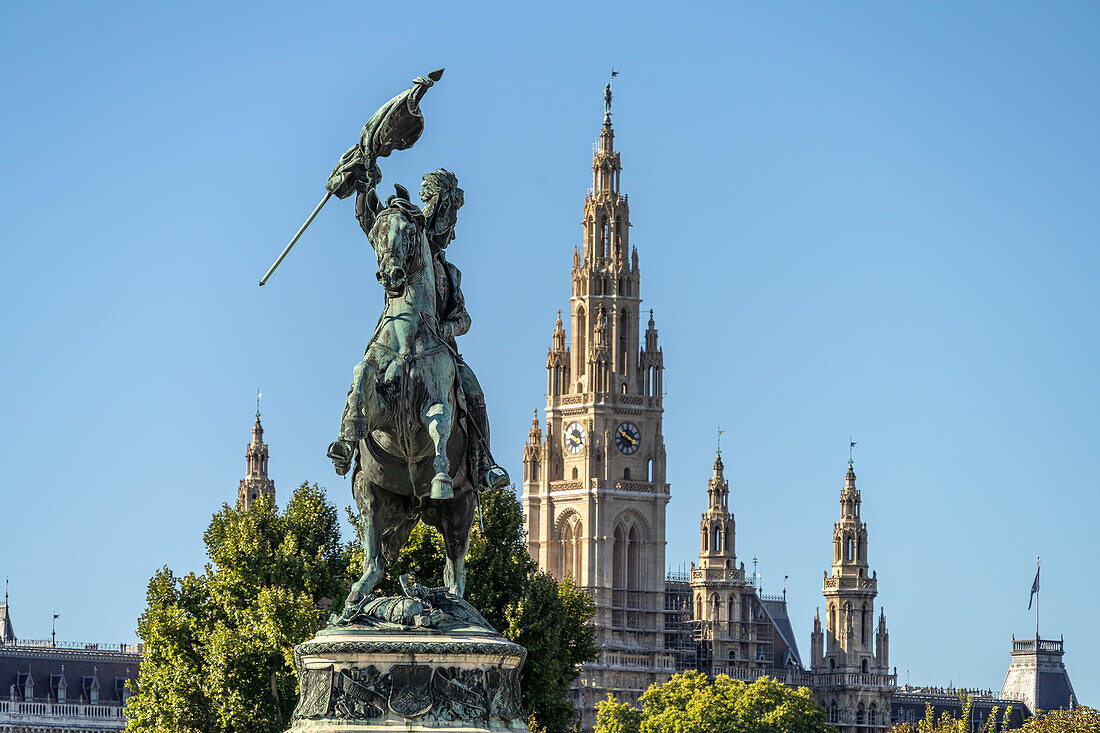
328 184 478 623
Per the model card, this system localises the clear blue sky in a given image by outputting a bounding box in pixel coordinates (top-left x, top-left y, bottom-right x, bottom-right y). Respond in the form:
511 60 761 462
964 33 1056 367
2 1 1096 702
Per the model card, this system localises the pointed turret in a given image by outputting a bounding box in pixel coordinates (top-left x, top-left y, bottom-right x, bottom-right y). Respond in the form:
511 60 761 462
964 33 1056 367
547 310 570 396
698 451 736 565
640 310 663 397
811 607 824 668
523 411 543 483
238 401 275 510
1 583 15 644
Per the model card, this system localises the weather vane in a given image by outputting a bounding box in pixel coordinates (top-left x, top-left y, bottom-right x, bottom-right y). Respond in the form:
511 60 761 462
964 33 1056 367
256 388 263 418
717 426 725 455
849 438 857 465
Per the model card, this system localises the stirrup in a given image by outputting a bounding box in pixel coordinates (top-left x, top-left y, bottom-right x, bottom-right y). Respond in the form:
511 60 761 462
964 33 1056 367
482 465 510 491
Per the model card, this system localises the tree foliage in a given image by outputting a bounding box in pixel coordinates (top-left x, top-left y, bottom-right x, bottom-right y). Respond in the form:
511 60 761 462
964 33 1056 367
890 696 1099 733
1020 706 1100 733
126 483 352 733
596 671 832 733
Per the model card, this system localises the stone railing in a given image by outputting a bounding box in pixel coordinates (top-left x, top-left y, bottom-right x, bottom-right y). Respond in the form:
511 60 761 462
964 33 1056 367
1012 637 1063 653
613 480 656 493
691 568 744 582
711 667 814 688
601 651 675 672
0 639 142 655
0 698 125 720
814 671 897 688
822 576 877 591
549 480 584 493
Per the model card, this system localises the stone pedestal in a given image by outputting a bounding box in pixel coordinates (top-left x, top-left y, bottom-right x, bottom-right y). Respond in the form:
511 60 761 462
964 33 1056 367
289 625 529 732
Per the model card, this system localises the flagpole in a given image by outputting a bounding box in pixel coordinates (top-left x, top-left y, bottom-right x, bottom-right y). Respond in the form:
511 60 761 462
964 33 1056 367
1035 556 1040 639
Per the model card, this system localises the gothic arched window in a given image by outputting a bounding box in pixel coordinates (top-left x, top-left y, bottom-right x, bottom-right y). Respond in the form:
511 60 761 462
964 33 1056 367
559 517 581 581
576 306 586 377
571 467 578 480
619 309 629 373
613 525 625 592
845 536 853 562
627 525 641 590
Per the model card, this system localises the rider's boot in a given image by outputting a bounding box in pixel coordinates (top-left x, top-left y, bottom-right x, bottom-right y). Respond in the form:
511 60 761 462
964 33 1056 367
469 401 509 490
327 439 355 476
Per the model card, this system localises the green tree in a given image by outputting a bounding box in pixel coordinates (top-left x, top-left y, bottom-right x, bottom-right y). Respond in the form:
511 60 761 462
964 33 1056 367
1020 706 1099 733
358 484 597 733
126 483 352 733
596 671 832 733
595 694 642 733
890 697 1099 733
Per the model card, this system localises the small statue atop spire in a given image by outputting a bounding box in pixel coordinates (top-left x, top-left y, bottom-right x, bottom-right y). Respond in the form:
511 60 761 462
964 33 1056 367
256 388 263 420
604 69 618 125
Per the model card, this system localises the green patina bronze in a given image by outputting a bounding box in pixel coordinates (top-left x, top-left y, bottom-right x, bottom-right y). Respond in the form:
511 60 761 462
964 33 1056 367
262 68 509 624
272 72 526 732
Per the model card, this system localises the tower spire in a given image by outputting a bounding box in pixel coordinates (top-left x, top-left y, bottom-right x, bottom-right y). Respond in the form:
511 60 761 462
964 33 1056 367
239 397 275 510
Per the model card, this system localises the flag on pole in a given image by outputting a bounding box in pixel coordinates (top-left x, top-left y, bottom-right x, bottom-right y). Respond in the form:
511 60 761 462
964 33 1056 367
1028 566 1040 610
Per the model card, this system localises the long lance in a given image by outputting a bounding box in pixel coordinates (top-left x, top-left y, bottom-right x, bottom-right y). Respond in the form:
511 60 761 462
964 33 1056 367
258 191 332 286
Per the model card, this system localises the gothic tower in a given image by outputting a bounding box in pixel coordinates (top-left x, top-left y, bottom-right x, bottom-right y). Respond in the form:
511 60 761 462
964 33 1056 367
522 85 672 727
238 405 275 510
810 460 894 733
690 451 751 672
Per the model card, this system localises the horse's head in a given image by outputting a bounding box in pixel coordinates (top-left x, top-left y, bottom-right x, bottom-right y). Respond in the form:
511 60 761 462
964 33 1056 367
366 185 426 298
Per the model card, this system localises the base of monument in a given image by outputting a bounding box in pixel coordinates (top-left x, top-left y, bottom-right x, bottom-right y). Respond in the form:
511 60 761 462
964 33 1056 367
289 625 529 732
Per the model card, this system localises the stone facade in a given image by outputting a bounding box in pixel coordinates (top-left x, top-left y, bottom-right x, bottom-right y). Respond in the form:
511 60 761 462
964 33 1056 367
0 598 141 732
522 106 673 728
238 409 275 509
689 453 804 678
999 636 1077 716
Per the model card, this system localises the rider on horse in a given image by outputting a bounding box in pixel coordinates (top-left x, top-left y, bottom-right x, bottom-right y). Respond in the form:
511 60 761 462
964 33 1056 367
329 167 508 494
418 169 509 493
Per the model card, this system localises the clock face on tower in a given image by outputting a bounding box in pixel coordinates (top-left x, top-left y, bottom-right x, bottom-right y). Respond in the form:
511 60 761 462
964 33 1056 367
615 422 641 455
564 421 587 455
